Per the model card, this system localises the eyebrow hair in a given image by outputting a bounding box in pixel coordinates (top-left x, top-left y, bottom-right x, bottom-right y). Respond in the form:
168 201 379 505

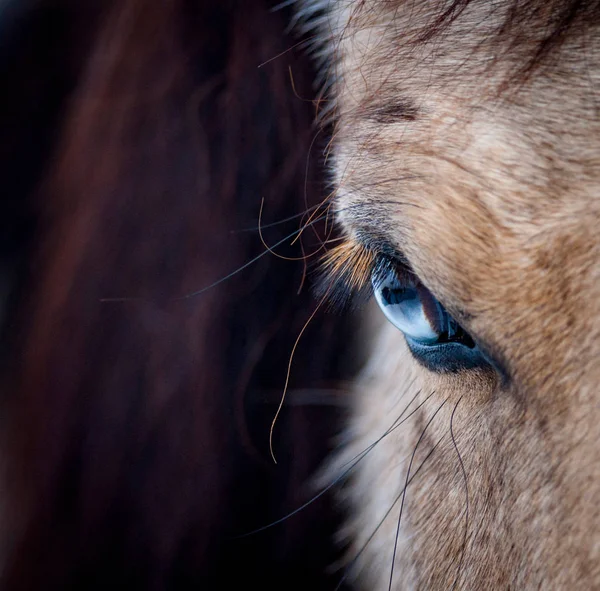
363 100 420 124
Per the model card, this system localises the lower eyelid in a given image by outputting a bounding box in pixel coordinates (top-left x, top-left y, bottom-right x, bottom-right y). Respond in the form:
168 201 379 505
405 338 490 373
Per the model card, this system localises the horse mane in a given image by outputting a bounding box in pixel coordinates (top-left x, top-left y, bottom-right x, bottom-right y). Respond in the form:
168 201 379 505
0 1 355 588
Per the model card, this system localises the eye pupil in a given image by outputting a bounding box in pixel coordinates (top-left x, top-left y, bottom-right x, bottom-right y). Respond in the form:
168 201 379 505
381 286 413 306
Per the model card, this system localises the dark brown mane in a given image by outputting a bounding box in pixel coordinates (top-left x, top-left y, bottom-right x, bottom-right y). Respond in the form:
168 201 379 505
0 1 355 589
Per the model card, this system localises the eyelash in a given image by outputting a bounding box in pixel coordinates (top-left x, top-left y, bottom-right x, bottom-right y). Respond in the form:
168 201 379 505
316 240 377 308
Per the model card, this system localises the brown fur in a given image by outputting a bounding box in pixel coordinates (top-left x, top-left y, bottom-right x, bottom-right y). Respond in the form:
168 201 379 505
315 0 600 588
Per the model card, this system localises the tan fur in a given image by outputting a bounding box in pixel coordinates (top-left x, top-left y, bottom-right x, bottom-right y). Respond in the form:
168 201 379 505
311 0 600 588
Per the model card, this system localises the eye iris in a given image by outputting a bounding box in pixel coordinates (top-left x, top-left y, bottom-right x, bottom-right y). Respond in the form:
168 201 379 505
373 272 440 345
372 261 474 349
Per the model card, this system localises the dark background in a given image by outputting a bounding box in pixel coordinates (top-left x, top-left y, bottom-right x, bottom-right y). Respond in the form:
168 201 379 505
0 1 357 589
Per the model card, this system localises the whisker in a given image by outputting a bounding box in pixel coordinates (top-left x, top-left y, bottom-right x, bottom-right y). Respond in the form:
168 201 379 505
231 183 390 236
335 434 446 591
234 389 437 539
230 203 322 233
288 64 316 103
389 398 448 591
257 37 314 68
99 212 330 303
258 198 329 262
294 125 332 246
99 199 395 304
449 396 469 591
269 288 330 464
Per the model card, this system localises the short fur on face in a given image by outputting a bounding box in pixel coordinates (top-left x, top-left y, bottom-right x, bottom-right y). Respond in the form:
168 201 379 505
304 0 600 588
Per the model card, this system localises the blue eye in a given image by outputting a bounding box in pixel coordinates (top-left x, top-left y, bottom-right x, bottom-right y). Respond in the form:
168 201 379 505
371 258 488 373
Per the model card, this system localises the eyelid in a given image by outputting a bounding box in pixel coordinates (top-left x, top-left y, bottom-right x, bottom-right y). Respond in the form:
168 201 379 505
354 232 410 269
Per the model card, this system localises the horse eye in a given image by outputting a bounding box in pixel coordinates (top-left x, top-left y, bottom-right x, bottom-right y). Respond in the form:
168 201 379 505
371 258 488 373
